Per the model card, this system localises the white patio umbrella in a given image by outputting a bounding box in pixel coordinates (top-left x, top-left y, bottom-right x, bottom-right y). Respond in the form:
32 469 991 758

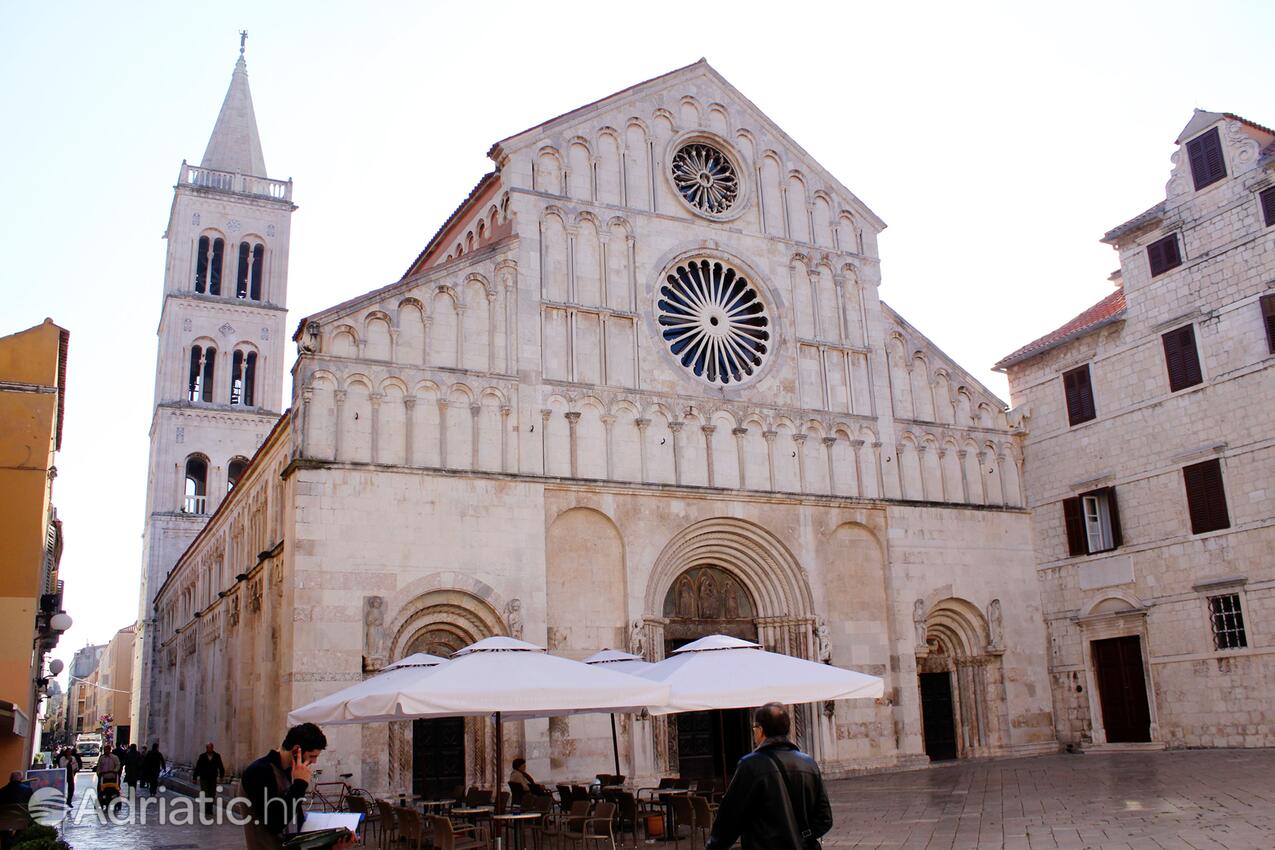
384 652 449 670
287 655 448 724
638 634 884 713
289 636 670 787
583 648 653 777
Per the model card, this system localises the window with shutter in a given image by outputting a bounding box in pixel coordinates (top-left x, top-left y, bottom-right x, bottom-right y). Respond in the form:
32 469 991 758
1063 487 1122 556
1162 325 1203 392
1262 294 1275 355
1147 234 1182 277
1261 187 1275 228
1183 458 1230 534
1062 364 1096 426
1186 127 1227 190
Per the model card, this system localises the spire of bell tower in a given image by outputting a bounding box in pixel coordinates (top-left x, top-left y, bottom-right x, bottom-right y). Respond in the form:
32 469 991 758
200 34 267 178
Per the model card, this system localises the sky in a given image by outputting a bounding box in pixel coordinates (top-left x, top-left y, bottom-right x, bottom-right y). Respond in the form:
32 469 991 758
2 0 1271 694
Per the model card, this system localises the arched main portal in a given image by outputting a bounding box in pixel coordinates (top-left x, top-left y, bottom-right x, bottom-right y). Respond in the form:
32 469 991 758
380 588 508 797
915 598 1007 760
640 519 819 778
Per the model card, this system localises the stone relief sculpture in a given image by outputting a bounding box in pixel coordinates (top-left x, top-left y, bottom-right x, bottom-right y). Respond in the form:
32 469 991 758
363 595 387 671
505 598 524 640
629 620 646 658
987 598 1004 652
815 620 832 664
913 599 928 651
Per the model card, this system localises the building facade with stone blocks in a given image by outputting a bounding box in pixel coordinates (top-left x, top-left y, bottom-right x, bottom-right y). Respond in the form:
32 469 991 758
997 110 1275 750
131 48 295 744
145 60 1054 788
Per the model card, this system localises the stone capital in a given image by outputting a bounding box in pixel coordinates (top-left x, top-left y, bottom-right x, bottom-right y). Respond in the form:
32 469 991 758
731 427 749 437
822 437 837 447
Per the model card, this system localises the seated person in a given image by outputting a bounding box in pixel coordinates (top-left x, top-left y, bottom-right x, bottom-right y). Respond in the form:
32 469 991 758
508 758 546 796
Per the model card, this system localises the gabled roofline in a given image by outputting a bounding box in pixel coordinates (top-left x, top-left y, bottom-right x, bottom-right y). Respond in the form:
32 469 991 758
489 58 887 232
993 288 1127 371
881 302 1008 409
401 171 500 279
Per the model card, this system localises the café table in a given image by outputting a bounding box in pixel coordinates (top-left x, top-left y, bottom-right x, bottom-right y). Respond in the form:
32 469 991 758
492 811 542 850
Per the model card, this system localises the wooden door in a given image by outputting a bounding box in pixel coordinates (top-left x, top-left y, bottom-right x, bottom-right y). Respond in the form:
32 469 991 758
413 716 466 799
919 672 957 760
1091 636 1151 743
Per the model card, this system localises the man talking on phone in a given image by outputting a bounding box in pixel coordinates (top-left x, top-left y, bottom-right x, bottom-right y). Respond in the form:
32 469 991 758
241 722 341 849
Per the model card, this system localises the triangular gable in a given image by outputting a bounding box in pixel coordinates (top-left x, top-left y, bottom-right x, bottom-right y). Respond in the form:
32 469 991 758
489 59 886 232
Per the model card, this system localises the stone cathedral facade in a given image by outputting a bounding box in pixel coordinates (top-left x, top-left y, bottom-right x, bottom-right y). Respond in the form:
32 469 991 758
144 60 1057 787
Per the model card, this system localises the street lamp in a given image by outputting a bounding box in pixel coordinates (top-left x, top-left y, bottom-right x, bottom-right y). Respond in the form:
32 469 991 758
49 613 72 632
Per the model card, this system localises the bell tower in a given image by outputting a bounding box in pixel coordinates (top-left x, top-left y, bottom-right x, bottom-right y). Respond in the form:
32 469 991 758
131 38 295 741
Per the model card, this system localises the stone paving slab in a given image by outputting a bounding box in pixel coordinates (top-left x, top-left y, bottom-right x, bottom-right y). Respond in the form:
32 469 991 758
54 749 1275 850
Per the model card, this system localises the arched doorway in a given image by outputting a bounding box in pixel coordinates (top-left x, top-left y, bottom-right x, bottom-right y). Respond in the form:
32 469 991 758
383 588 508 797
662 566 757 781
916 598 1006 760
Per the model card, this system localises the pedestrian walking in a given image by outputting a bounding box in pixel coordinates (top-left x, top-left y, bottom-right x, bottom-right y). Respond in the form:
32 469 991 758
193 742 226 818
123 743 141 793
95 747 122 809
240 723 353 850
142 743 166 795
55 747 82 805
705 702 833 850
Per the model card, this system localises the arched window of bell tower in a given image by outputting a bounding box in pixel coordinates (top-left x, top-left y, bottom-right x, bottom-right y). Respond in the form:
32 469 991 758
188 343 217 403
229 347 258 406
183 455 209 514
227 456 250 491
194 233 226 295
235 239 266 301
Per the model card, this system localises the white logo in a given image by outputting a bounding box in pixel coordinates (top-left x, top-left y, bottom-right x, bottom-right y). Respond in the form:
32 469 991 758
28 786 68 825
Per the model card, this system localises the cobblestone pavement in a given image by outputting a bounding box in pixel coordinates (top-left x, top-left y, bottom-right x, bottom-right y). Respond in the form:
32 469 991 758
56 749 1275 849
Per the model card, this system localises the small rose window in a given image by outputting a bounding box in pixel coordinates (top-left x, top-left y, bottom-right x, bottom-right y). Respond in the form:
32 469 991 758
671 142 739 215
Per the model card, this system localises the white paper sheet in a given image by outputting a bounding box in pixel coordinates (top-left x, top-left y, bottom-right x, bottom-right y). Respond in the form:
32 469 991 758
301 812 363 833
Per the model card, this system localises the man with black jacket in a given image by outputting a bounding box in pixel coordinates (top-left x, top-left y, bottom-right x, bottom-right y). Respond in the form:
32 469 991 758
705 703 833 850
240 723 351 850
193 742 226 818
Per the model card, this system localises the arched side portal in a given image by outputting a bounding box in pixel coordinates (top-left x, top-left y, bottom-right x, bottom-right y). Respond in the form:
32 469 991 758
639 518 819 775
916 597 1008 760
376 589 508 797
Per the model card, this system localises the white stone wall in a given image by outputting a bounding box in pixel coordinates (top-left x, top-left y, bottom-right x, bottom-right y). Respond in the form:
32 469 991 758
1006 113 1275 748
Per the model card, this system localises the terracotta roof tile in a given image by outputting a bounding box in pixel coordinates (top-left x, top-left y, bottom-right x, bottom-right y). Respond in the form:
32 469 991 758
1224 112 1275 139
994 288 1126 370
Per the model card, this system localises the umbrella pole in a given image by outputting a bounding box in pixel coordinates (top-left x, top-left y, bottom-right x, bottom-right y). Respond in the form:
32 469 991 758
610 714 620 777
495 711 503 793
717 711 728 781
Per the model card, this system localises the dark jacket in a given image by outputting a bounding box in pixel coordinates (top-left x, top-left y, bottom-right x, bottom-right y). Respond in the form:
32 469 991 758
142 748 165 777
240 750 308 838
194 751 225 782
706 740 833 850
0 780 32 806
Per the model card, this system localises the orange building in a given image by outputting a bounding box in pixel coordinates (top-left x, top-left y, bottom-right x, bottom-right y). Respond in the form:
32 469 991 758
0 319 71 773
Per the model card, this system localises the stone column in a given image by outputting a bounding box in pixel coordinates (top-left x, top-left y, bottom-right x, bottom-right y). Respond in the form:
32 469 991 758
487 292 498 373
850 439 865 497
565 411 582 478
937 448 949 501
455 305 467 368
958 449 971 503
437 398 449 468
996 452 1010 507
333 389 347 461
976 451 990 504
823 436 837 494
299 386 314 459
388 327 399 364
669 420 685 485
470 403 481 470
403 396 417 466
794 433 808 492
369 392 383 464
833 273 850 343
872 441 885 497
917 444 929 501
763 430 777 490
732 427 748 489
702 425 716 486
540 408 552 474
602 415 616 479
499 406 512 472
635 418 650 482
422 318 433 367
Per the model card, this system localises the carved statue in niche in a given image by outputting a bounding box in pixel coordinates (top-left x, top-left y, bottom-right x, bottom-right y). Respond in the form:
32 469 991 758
815 620 832 664
505 598 524 640
699 575 720 619
629 621 646 658
363 596 387 672
913 599 928 650
722 579 741 619
987 598 1003 652
676 578 696 618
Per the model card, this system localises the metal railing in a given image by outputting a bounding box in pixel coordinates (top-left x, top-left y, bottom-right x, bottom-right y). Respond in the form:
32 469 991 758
179 161 292 201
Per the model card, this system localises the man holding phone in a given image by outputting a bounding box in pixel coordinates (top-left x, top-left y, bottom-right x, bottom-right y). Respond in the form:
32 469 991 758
241 722 350 849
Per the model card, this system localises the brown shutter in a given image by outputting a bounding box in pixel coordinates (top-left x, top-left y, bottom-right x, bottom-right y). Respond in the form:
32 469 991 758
1163 325 1202 391
1104 486 1123 548
1187 127 1226 190
1262 293 1275 355
1147 239 1166 276
1147 235 1182 276
1183 459 1230 534
1262 187 1275 228
1062 497 1087 556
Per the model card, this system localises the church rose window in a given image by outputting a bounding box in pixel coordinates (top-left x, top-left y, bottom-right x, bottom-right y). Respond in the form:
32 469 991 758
671 142 739 215
657 258 770 385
